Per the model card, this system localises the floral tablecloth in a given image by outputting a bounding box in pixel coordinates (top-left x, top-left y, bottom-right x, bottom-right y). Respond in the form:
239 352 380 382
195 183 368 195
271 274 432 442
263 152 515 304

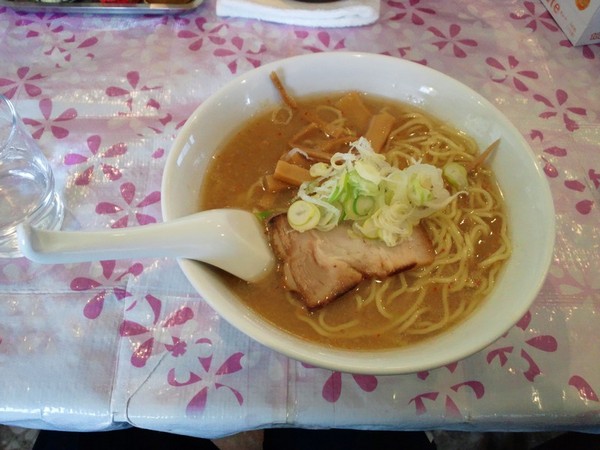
1 0 599 438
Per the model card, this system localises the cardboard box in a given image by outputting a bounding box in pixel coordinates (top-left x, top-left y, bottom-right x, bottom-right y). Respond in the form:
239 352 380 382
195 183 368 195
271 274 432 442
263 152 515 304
541 0 600 46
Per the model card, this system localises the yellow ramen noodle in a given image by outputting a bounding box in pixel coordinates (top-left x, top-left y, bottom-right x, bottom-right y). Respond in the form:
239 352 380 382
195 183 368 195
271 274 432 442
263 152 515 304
200 91 511 350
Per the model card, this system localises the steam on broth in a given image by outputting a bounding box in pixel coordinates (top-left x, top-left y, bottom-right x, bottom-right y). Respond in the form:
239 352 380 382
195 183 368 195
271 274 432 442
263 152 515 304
200 83 511 350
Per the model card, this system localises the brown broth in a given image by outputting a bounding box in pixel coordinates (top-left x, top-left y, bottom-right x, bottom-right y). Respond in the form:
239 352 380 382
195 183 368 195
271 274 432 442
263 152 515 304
200 92 509 350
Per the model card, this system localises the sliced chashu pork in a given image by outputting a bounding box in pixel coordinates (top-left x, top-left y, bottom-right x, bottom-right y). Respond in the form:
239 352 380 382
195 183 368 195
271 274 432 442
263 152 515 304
267 214 435 309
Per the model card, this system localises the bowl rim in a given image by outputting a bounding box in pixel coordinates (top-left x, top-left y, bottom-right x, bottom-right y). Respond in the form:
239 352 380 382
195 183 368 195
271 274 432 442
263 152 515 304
162 51 556 375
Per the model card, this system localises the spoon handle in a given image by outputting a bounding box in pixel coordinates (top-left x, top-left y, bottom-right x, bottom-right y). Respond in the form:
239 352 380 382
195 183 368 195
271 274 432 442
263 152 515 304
17 219 200 264
16 209 275 282
17 220 185 264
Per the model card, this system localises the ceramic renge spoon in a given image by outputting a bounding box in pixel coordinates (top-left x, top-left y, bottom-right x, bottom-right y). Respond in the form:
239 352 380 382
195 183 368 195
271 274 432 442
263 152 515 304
17 209 275 283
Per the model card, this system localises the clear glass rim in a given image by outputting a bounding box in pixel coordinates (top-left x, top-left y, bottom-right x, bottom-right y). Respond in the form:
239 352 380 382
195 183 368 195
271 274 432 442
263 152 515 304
0 94 18 155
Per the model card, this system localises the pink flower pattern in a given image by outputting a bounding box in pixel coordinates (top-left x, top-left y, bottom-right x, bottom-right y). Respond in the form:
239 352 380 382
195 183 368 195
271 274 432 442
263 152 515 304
509 1 560 32
64 135 127 186
70 260 144 319
541 142 567 179
95 182 161 228
167 347 245 416
486 56 539 92
322 371 378 403
0 67 45 99
177 17 227 51
561 40 600 60
533 89 587 132
213 36 267 73
428 24 477 58
549 267 600 312
1 0 599 431
569 376 599 402
21 98 77 140
106 71 162 113
296 30 346 53
486 312 558 382
119 298 195 367
388 0 435 25
146 112 187 141
14 12 67 39
564 171 598 215
411 364 485 417
43 34 98 66
530 131 597 216
300 363 378 402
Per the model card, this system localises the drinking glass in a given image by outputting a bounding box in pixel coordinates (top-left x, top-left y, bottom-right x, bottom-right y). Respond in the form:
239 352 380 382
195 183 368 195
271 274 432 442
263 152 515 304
0 94 64 257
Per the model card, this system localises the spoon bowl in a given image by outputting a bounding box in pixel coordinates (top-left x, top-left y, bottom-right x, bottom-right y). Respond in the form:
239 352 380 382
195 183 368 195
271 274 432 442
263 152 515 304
16 209 275 283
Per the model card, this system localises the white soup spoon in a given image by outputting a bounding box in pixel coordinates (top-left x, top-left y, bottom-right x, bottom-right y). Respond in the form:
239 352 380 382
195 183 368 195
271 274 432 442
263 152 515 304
17 209 275 283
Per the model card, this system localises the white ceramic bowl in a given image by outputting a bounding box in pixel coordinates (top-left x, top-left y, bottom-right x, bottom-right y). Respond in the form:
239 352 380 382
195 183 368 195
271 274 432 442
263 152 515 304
162 52 555 375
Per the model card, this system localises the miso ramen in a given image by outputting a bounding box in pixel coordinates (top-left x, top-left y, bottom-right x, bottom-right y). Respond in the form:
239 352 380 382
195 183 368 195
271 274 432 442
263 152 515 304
200 87 511 350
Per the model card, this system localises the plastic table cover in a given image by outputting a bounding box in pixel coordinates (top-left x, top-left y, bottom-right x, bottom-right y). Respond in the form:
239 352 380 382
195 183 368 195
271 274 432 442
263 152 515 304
1 0 599 438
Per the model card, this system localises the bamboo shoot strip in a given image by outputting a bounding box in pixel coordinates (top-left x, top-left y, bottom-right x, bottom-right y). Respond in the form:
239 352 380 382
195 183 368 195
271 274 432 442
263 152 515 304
302 110 346 138
469 138 500 172
283 151 312 169
364 111 396 152
289 123 320 148
270 71 298 109
273 160 313 186
264 174 293 193
321 136 356 153
335 92 372 133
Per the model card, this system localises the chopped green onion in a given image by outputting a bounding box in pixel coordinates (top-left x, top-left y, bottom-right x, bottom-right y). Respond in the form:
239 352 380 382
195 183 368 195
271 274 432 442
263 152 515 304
407 174 433 207
288 137 463 245
354 159 381 184
310 162 330 178
287 200 321 232
355 216 379 239
353 195 375 217
343 194 374 220
328 171 348 203
348 170 378 196
443 162 468 190
255 210 272 221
